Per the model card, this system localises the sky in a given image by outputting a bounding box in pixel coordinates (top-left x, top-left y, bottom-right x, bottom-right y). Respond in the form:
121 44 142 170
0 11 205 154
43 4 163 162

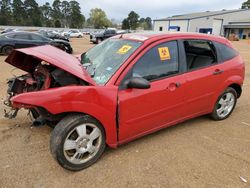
38 0 245 21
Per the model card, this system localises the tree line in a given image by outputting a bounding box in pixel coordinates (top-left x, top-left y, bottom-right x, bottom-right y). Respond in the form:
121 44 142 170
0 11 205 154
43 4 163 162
0 0 152 30
0 0 85 28
242 0 250 8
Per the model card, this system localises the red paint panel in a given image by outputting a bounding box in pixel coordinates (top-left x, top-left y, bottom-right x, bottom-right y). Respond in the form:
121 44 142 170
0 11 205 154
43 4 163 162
11 86 118 147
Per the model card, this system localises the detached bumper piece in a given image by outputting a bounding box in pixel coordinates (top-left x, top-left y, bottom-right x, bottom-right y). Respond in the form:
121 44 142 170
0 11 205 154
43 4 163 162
4 108 19 119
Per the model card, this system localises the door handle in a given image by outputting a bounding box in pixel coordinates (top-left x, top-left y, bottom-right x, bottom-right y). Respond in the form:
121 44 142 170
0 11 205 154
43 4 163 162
175 82 181 88
166 82 181 91
213 69 224 75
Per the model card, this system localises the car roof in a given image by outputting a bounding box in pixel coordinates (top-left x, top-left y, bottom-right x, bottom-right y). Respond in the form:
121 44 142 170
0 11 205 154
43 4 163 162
115 32 229 45
2 31 39 36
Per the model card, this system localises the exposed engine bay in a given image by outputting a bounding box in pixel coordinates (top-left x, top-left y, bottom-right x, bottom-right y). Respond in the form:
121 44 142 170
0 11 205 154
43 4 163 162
4 62 87 125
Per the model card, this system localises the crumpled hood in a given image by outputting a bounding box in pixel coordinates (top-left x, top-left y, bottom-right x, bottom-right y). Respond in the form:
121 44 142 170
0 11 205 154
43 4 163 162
5 45 95 85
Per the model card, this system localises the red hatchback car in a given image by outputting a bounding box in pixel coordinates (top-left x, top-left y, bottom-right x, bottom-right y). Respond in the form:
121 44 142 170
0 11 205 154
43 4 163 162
4 32 245 171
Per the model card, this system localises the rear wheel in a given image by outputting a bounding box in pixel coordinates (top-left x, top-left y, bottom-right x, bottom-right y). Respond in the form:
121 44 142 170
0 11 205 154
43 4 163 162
211 87 237 120
2 45 14 55
50 114 106 171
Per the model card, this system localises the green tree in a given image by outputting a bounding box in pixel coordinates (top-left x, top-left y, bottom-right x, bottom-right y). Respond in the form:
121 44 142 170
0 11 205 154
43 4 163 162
145 17 152 30
40 2 53 27
54 19 61 27
0 0 12 25
24 0 42 26
12 0 26 25
88 8 111 29
52 0 62 26
139 18 145 23
127 11 139 30
138 17 152 30
122 18 129 29
61 0 70 27
242 0 250 8
68 0 85 28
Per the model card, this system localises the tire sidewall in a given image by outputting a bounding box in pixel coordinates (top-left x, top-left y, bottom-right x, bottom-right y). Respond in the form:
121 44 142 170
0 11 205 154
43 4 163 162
3 45 14 55
212 87 237 120
96 38 102 44
50 115 106 171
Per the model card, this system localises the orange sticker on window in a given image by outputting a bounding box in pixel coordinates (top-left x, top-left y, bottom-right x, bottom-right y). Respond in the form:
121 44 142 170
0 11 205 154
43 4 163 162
158 47 171 61
117 45 132 54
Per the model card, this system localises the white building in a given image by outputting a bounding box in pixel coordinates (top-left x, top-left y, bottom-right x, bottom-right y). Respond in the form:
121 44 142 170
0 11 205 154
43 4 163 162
154 9 250 39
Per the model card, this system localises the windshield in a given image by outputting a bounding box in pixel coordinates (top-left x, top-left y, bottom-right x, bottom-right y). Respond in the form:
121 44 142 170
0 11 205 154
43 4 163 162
81 38 142 85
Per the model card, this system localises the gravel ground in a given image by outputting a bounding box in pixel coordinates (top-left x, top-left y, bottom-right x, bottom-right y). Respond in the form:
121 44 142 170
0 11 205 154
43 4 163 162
0 37 250 188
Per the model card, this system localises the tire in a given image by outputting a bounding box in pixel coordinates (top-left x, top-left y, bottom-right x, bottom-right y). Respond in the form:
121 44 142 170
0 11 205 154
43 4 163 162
96 38 102 44
211 87 237 121
2 45 14 55
50 114 106 171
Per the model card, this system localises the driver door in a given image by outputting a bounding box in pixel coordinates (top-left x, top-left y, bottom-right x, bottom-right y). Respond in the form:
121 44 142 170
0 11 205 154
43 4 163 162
118 40 188 143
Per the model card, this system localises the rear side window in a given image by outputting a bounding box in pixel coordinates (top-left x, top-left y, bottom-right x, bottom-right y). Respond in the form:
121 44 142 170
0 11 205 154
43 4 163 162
13 34 30 40
132 41 179 81
214 42 239 62
183 40 217 70
30 34 46 41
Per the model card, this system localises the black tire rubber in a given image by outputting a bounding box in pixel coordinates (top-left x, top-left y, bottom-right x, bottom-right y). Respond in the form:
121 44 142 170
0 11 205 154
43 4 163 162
210 87 237 121
50 114 106 171
96 38 102 44
2 45 14 55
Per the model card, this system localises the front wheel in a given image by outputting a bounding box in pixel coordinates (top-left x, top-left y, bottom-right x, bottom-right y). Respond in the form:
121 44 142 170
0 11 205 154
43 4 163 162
50 114 106 171
211 87 237 121
2 45 14 55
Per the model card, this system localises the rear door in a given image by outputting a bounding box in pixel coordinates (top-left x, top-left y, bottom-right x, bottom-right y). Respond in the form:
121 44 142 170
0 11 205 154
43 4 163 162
181 39 226 117
13 33 35 48
29 33 49 46
118 40 188 143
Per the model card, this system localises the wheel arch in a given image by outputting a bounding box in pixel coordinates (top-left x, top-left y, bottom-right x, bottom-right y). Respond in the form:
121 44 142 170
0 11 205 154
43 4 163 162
227 83 242 98
1 44 15 54
210 75 243 112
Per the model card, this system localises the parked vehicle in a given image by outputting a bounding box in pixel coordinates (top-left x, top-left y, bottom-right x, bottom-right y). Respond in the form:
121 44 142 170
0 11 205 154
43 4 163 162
67 30 83 38
0 31 73 55
3 33 244 171
1 28 22 34
90 28 117 44
38 30 69 42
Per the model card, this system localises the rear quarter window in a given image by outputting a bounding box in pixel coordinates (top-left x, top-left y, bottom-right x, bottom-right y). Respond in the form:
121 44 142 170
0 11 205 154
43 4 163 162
214 42 239 62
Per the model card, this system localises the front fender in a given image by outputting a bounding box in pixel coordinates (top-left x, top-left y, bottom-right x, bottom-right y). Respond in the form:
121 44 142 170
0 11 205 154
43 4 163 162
11 86 118 147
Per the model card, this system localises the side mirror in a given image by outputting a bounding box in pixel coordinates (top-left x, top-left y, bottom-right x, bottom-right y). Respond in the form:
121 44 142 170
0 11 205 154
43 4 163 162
125 77 151 89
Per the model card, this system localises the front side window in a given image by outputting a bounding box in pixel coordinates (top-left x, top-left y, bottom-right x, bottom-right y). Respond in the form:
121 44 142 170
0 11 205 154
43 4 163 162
81 39 142 85
131 41 179 81
183 40 217 70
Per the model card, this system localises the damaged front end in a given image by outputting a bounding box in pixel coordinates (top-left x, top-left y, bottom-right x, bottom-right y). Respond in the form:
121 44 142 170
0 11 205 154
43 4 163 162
3 45 95 125
4 74 36 119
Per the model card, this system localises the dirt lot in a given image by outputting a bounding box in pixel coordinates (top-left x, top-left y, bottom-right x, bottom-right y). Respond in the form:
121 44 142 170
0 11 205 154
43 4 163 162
0 37 250 188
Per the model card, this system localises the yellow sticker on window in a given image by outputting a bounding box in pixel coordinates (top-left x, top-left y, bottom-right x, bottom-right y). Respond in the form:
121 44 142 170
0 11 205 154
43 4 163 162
158 47 171 61
117 45 132 54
